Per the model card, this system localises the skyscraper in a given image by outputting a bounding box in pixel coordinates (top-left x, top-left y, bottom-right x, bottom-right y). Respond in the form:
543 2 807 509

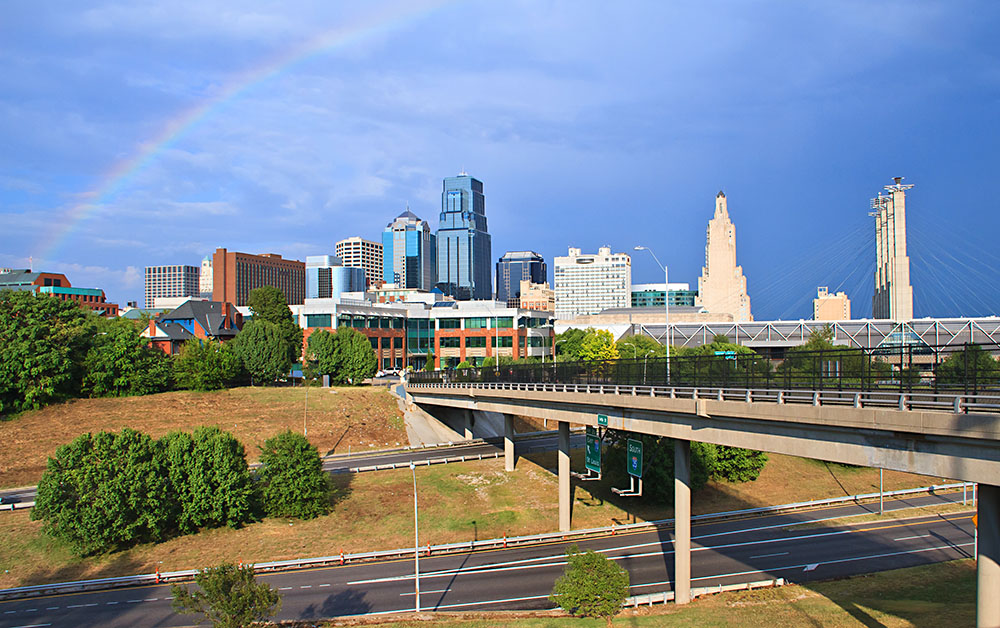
382 208 436 290
496 251 547 307
871 177 914 321
335 237 384 289
435 173 492 300
145 264 200 308
306 255 366 300
199 256 213 298
696 191 752 322
212 248 305 306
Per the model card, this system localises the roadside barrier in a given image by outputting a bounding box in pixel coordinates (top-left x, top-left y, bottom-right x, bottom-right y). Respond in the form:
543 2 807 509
0 481 969 601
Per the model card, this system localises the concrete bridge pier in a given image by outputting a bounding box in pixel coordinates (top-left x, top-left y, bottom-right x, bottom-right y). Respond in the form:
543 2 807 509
980 483 1000 628
675 439 691 604
463 410 474 440
504 414 515 471
559 421 571 532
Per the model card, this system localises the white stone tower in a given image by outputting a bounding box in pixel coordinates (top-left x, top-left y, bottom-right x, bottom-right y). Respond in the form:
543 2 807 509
696 191 752 322
871 177 914 321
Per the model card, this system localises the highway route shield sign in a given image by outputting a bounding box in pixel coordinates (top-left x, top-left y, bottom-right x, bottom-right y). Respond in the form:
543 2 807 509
627 439 643 478
585 430 601 473
598 414 608 427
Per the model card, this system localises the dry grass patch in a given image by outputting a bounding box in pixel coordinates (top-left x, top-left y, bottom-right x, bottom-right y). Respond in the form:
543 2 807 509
0 385 406 488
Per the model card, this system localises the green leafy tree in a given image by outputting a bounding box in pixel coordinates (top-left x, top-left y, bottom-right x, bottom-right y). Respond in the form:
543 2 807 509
673 336 769 388
0 290 95 414
257 431 330 519
232 320 292 385
936 344 1000 388
83 318 173 397
579 329 620 362
247 286 302 363
615 335 666 360
549 546 629 627
173 339 244 391
423 351 435 371
32 428 173 555
481 356 497 368
456 360 471 369
713 445 768 482
161 427 258 534
307 327 376 385
554 328 587 361
171 562 281 628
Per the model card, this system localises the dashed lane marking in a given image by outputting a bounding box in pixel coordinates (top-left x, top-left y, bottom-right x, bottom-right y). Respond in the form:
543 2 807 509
895 534 932 541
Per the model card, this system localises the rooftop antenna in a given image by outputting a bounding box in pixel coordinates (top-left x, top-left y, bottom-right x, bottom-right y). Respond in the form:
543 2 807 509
28 256 32 272
459 166 467 176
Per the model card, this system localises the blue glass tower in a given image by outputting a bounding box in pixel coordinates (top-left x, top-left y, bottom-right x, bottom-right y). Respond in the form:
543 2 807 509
381 208 436 290
305 255 365 300
496 251 547 306
435 173 492 300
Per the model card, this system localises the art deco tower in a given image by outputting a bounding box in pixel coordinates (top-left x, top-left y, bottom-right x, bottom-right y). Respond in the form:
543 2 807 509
871 177 914 321
696 191 752 322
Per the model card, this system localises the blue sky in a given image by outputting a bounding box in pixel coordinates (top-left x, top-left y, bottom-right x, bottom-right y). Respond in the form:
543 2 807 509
2 1 999 319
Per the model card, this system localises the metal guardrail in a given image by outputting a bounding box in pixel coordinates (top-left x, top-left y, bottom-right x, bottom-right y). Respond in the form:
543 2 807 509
344 451 503 473
407 381 1000 414
0 481 970 601
0 501 34 512
625 578 786 607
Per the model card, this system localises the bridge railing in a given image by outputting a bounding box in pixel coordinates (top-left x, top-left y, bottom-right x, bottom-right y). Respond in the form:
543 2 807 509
409 342 1000 397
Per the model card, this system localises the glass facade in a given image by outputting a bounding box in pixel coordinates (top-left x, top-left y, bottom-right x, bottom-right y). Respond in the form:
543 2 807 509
306 255 365 300
381 210 436 290
631 288 698 307
495 251 547 306
436 175 492 300
406 318 434 354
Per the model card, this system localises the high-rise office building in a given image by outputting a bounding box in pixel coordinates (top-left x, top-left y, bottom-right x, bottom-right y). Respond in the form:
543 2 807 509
199 256 213 298
496 251 546 307
631 283 698 308
553 247 631 320
335 237 384 289
435 173 492 300
382 208 436 290
696 191 752 322
145 265 200 308
871 177 914 321
306 255 366 300
212 248 305 306
814 286 851 321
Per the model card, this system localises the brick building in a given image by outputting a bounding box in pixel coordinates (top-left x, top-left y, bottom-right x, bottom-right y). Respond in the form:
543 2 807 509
211 248 305 307
0 269 119 317
142 299 243 355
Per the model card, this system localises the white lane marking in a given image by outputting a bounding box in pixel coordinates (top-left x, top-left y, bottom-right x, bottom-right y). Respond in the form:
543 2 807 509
25 609 38 612
126 600 143 603
278 587 293 590
399 589 449 596
143 598 157 602
419 592 553 611
803 564 819 572
895 534 932 541
749 551 789 559
299 585 311 589
319 583 331 587
9 624 52 628
4 610 17 614
46 607 59 610
66 605 84 609
106 601 118 605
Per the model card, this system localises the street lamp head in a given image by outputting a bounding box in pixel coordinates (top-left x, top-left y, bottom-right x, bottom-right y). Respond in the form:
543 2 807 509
409 461 416 470
634 245 646 251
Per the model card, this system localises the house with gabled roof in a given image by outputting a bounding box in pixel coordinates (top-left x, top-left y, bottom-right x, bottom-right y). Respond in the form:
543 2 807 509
142 299 243 355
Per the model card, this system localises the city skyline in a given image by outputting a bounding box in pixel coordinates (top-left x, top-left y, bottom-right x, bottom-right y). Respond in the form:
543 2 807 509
2 3 999 319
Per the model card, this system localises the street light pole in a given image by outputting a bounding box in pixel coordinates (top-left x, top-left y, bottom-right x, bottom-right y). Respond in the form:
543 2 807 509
409 461 420 612
635 246 670 383
303 381 308 438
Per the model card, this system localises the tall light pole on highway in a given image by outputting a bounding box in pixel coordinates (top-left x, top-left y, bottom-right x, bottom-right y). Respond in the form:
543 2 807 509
634 246 670 383
409 461 421 612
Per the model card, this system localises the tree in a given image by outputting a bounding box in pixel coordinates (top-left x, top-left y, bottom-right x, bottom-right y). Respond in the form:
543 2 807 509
32 428 174 555
82 317 173 398
307 327 376 385
257 431 330 519
174 339 244 391
554 328 587 361
579 329 619 362
549 546 629 627
615 334 665 360
0 290 95 414
161 427 258 534
456 360 471 369
936 344 1000 389
423 351 435 371
481 356 497 368
713 445 768 482
171 562 281 628
232 320 292 385
247 286 302 364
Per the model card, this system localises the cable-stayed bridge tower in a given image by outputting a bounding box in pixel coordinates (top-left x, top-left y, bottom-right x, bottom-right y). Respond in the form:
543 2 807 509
871 177 914 321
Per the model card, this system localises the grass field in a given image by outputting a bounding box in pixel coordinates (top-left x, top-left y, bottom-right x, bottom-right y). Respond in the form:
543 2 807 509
314 559 976 627
0 385 406 488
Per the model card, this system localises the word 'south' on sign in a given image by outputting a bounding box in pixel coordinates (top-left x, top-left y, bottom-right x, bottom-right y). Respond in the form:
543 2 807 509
585 427 601 473
627 439 643 478
598 414 608 427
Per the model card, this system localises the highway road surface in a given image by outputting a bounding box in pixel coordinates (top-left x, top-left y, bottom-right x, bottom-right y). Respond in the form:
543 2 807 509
0 490 974 627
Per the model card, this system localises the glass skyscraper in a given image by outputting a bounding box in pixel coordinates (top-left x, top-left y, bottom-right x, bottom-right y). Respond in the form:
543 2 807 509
381 208 436 290
496 251 547 307
306 255 366 300
435 173 492 300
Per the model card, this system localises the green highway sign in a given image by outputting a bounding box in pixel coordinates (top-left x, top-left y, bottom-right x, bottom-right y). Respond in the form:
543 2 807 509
586 426 596 436
627 439 643 478
597 414 608 427
585 432 601 473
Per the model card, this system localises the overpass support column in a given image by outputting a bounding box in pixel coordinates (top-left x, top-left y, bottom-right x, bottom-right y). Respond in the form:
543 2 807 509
464 411 474 440
674 439 691 605
559 421 571 532
979 484 1000 628
504 414 515 471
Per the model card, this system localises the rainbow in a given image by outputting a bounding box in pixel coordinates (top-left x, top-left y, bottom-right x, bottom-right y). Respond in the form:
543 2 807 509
37 0 449 263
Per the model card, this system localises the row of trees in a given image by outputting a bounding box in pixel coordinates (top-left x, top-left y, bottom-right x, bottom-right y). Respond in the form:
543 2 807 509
32 427 331 555
0 286 379 416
